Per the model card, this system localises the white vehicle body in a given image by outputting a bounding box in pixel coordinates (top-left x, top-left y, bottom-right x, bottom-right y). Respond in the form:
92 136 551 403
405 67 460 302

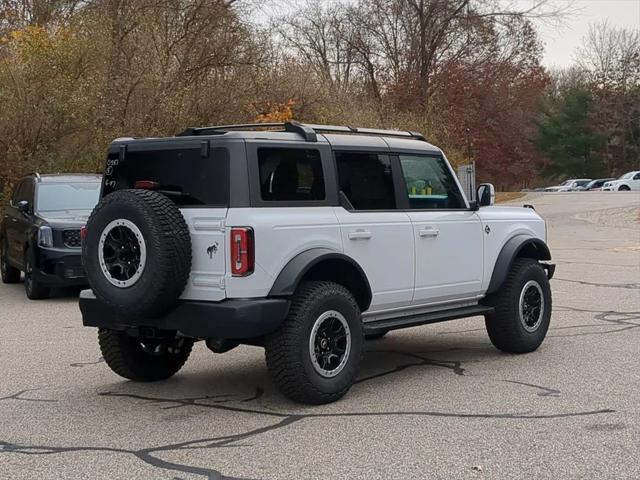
80 121 556 405
603 171 640 191
177 204 546 318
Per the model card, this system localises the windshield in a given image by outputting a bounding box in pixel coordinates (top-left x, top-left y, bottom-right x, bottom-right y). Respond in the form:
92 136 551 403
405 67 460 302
560 180 573 186
36 182 101 212
619 172 634 180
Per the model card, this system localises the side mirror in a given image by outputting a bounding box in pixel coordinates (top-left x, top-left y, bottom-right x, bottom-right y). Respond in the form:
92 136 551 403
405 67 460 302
16 200 30 213
476 183 495 207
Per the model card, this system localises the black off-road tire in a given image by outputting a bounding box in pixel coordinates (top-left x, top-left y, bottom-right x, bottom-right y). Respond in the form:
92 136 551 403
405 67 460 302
365 330 389 340
83 189 191 318
265 281 363 405
1 239 20 284
24 249 50 300
98 329 193 381
485 258 552 353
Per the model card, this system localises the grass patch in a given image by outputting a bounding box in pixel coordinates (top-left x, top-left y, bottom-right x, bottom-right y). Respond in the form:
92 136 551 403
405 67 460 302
496 192 527 203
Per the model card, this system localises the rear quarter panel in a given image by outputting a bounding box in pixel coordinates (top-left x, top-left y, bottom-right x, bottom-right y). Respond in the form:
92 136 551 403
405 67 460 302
224 207 342 298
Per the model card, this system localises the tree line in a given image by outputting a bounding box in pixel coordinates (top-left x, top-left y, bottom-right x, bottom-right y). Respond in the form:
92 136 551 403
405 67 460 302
0 0 638 199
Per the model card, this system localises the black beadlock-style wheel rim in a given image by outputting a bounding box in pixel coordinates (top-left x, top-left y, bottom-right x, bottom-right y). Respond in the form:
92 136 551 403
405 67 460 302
309 310 351 378
98 219 147 288
519 280 544 332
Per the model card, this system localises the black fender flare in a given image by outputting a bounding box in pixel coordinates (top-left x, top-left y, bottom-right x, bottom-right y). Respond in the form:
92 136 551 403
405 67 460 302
268 248 372 309
486 235 552 294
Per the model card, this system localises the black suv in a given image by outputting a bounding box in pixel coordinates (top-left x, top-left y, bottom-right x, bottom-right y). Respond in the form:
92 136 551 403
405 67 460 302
1 173 102 299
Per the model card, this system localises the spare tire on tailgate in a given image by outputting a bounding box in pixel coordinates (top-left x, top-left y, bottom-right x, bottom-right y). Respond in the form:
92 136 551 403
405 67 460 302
83 189 191 318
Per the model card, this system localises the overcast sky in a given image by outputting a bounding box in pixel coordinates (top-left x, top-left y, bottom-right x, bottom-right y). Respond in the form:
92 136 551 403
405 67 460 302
536 0 640 68
260 0 640 69
538 0 640 67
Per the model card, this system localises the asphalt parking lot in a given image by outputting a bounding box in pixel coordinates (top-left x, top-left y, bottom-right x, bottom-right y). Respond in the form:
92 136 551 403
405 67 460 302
1 192 639 480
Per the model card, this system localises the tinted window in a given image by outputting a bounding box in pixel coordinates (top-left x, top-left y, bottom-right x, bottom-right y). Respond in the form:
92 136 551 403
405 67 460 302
36 183 101 212
13 179 34 205
335 152 396 210
258 148 325 201
20 179 34 203
103 146 229 206
11 180 25 204
399 155 465 209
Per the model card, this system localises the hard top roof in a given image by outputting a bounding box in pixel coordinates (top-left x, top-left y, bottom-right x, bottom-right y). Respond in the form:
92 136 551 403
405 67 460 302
113 121 442 155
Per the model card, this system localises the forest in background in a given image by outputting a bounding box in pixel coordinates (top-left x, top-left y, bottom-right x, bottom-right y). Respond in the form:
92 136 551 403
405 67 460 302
0 0 638 198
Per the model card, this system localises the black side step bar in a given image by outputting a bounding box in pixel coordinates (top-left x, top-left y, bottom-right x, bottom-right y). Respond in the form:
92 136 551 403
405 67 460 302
362 305 494 336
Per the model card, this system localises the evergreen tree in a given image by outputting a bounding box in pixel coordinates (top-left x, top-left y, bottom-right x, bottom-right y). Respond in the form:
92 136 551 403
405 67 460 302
535 89 607 178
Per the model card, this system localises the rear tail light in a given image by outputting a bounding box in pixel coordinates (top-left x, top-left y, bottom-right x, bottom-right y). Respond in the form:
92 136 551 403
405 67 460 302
80 226 88 241
230 227 254 276
134 180 160 189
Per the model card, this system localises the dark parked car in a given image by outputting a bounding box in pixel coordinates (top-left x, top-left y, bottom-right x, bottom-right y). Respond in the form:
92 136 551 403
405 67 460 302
1 173 101 299
572 178 615 191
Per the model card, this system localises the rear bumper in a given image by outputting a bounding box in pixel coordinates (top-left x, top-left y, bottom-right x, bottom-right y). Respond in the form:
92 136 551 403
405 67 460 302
79 290 290 340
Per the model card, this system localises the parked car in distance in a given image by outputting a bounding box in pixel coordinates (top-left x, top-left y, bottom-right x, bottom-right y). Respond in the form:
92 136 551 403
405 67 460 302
1 173 102 299
572 178 615 191
545 179 591 192
602 171 640 191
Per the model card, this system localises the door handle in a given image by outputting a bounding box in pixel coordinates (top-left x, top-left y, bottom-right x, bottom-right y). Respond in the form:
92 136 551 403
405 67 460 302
419 227 439 238
348 229 372 240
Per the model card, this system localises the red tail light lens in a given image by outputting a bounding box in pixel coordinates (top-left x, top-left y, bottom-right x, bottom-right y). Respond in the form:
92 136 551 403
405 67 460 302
134 180 159 189
230 227 254 276
80 226 87 241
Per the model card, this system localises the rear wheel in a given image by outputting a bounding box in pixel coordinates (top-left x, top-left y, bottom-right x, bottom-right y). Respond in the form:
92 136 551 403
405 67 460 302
265 281 363 404
485 258 551 353
1 240 20 284
24 249 50 300
98 329 193 381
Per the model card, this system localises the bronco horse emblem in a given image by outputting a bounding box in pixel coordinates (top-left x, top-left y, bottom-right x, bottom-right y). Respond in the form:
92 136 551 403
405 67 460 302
206 242 219 259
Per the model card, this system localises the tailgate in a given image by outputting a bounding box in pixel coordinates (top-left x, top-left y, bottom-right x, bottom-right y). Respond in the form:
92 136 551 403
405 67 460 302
179 208 228 302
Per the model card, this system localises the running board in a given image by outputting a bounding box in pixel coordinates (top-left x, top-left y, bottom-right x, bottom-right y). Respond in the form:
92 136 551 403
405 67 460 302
362 305 494 336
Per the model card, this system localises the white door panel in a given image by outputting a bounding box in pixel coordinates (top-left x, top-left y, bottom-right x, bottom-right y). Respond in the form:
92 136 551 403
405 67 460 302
180 208 228 302
408 210 483 303
334 207 414 311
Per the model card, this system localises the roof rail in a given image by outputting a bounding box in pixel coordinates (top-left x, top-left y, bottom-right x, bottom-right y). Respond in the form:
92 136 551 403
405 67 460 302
176 121 426 143
26 172 42 181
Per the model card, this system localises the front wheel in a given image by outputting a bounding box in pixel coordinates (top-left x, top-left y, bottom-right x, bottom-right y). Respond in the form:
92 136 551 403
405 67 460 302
98 329 193 381
618 185 630 191
265 281 363 404
485 258 552 353
24 250 50 299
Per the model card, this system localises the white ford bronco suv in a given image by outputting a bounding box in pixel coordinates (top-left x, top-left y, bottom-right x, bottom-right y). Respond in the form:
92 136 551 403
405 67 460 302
80 121 555 405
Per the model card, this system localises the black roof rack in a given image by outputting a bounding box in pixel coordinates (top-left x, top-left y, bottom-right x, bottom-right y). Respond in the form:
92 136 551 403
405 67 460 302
176 121 426 143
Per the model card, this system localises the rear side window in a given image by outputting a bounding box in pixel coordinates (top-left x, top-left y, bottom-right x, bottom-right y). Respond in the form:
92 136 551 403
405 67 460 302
335 152 396 210
103 145 229 206
258 148 325 201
